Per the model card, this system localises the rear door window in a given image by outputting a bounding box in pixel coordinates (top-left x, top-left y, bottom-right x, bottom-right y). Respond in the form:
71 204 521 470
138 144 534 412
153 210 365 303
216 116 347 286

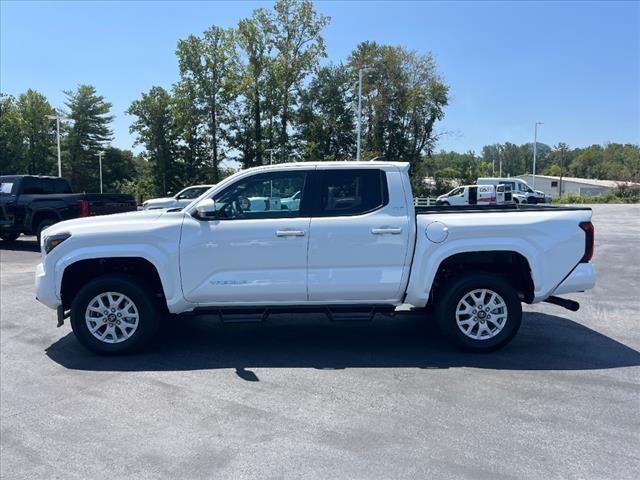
317 169 388 217
39 179 55 194
21 177 44 194
54 178 72 193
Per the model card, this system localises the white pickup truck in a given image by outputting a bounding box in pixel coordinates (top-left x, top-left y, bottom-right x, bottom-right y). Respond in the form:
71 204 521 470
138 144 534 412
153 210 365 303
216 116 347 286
35 162 596 355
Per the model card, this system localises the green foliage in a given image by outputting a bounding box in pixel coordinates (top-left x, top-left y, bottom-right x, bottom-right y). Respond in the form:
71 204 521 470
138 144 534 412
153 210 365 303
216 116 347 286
423 150 491 194
553 184 640 204
6 0 637 200
0 91 56 175
115 156 159 202
271 0 330 161
176 25 239 182
64 84 114 192
16 90 56 175
348 41 449 178
298 64 355 161
0 94 25 175
127 86 178 195
234 9 274 167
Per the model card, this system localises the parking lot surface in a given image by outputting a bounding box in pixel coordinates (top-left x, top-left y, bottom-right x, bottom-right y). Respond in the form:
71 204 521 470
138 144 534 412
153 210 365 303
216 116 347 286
1 204 639 479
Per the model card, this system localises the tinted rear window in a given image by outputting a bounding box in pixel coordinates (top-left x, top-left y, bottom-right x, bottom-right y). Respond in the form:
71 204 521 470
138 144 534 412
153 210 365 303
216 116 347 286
318 169 388 217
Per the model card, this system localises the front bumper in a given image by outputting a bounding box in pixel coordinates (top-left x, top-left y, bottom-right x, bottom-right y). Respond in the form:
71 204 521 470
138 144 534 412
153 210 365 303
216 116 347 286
552 262 596 296
35 262 60 310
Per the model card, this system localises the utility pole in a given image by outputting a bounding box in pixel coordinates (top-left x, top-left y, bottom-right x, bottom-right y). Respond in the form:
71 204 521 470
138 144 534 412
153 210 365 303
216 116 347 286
533 122 543 189
46 114 71 177
95 151 104 193
496 144 502 177
356 67 370 161
559 145 565 197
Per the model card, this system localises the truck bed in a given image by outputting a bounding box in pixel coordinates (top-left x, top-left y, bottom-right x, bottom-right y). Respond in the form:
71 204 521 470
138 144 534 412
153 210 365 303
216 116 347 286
415 204 592 215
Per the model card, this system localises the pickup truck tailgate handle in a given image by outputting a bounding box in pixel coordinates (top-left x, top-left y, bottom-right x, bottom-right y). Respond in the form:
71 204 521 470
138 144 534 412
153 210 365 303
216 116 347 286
276 230 306 237
371 227 402 235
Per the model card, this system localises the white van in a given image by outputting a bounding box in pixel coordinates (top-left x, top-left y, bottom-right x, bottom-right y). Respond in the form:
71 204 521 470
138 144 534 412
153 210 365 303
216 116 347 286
436 184 511 206
477 177 551 204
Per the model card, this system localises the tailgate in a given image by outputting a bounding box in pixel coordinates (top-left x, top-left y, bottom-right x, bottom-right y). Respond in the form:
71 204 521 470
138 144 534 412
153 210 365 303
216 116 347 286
84 194 137 216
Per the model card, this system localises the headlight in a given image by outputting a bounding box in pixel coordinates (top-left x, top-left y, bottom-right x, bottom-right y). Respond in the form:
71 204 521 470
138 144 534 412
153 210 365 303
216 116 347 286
44 232 71 253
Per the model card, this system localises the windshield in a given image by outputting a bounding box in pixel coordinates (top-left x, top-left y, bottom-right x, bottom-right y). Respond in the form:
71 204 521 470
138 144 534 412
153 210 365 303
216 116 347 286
176 186 210 200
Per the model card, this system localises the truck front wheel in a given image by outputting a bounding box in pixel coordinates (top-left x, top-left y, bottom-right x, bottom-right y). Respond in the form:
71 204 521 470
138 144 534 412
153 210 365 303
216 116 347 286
70 274 161 355
435 273 522 352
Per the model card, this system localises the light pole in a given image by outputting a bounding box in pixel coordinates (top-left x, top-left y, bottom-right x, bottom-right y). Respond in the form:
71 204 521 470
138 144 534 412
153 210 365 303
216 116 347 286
356 67 371 161
532 122 543 189
265 148 275 165
95 151 105 193
46 114 71 177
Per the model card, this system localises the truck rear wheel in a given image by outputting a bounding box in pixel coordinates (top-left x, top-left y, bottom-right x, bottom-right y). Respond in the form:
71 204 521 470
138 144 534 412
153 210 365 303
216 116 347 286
70 274 161 355
435 273 522 352
0 233 20 242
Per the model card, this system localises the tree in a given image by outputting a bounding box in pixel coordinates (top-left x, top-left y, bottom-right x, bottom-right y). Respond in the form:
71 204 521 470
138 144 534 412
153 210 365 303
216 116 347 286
270 0 329 161
127 86 177 195
115 154 160 202
16 90 56 175
64 85 114 192
0 94 24 175
100 147 138 192
172 78 207 183
176 26 239 183
236 10 275 167
348 42 449 186
298 64 355 161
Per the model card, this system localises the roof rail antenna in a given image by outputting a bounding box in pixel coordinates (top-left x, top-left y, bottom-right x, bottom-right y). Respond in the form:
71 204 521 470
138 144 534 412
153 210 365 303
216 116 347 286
369 155 387 162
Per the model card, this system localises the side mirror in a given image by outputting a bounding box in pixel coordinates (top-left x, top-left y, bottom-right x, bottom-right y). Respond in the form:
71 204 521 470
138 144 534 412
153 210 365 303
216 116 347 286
195 198 217 219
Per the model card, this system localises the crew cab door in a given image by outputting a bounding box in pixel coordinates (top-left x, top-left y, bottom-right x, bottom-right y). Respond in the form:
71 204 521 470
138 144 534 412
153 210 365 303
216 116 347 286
179 169 312 304
307 167 412 302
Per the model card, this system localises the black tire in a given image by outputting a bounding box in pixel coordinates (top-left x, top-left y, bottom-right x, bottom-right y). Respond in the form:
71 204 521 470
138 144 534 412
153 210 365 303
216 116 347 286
513 198 519 204
441 201 450 206
36 219 56 246
70 274 161 355
0 232 20 242
435 273 522 352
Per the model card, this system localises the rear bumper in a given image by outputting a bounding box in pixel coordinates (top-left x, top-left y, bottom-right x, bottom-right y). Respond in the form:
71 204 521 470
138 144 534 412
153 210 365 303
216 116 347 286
552 262 596 296
35 262 60 310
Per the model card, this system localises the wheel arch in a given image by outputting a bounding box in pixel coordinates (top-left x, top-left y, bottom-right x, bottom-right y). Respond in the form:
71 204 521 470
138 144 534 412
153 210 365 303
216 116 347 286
428 250 535 306
60 257 167 311
31 209 61 233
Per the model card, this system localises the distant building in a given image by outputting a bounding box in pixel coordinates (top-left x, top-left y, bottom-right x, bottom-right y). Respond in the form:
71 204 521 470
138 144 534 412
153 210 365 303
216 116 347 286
517 174 638 197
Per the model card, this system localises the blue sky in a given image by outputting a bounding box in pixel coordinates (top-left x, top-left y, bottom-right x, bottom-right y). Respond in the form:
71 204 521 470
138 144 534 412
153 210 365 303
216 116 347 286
1 0 639 155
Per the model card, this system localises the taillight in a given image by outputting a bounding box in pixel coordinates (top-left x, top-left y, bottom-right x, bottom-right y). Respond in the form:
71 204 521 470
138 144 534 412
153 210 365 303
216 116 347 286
78 199 90 217
579 221 595 262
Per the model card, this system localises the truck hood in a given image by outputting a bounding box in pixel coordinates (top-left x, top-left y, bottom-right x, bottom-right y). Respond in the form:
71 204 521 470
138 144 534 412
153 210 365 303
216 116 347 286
42 210 166 239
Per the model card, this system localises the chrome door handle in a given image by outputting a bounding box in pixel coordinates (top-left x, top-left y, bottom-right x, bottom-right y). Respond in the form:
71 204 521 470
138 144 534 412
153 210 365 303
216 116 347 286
371 227 402 235
276 230 306 237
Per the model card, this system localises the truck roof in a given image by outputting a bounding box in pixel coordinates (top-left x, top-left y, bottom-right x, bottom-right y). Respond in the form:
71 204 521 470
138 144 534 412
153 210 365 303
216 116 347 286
0 175 66 180
243 161 410 173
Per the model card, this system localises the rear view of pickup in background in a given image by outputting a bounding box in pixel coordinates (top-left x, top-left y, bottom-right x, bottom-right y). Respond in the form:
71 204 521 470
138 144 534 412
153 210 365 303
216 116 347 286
0 175 137 243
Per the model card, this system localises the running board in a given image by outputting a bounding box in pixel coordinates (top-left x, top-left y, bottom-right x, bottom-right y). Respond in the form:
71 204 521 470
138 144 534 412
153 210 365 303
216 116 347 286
189 305 396 323
544 296 580 312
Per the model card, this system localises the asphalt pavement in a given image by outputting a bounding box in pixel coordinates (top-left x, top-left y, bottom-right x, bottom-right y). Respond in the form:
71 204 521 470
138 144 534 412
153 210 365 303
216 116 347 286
1 204 639 479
